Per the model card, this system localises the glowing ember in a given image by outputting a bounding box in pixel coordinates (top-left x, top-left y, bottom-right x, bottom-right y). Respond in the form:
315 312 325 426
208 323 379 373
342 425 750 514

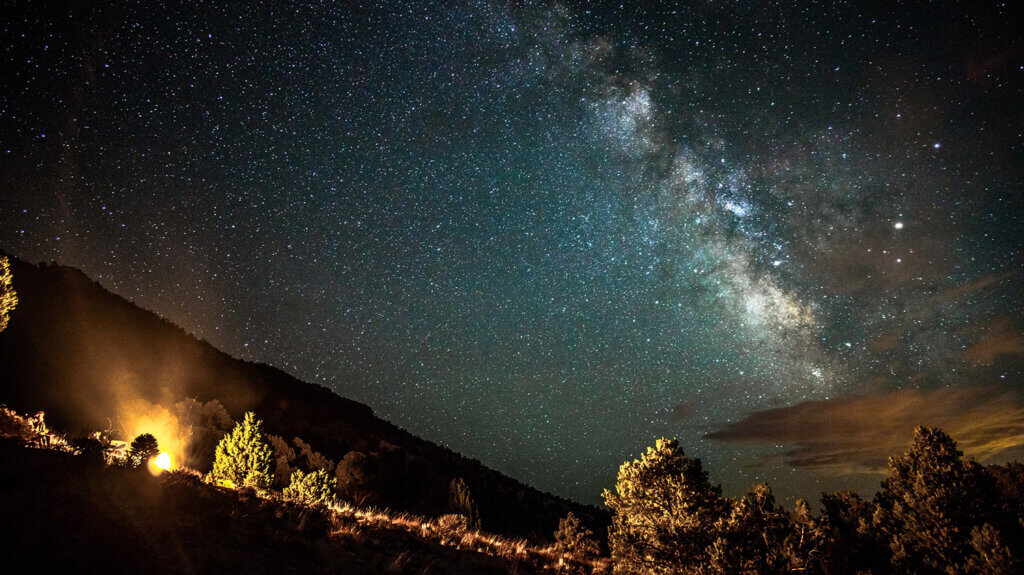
154 451 172 471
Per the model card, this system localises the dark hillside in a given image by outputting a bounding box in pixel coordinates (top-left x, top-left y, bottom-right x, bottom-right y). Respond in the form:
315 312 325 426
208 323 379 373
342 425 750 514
0 440 540 574
0 254 607 540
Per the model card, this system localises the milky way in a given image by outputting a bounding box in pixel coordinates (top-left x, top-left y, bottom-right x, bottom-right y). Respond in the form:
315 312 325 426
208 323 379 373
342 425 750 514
2 1 1022 504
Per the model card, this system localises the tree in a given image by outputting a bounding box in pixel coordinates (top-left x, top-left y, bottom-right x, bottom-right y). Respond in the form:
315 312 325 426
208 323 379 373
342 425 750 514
211 412 273 490
126 433 160 468
708 483 793 574
873 426 1003 574
964 523 1020 574
602 438 728 574
783 498 827 572
818 490 880 574
335 451 379 505
446 477 481 530
554 511 600 562
0 254 17 334
283 468 337 506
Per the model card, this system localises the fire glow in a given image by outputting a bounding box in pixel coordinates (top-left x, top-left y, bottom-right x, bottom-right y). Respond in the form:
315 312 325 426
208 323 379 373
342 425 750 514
147 451 173 476
154 451 172 470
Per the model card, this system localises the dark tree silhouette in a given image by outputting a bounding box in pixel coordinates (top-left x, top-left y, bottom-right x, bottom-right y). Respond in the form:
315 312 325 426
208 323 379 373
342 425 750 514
818 490 880 575
127 433 159 468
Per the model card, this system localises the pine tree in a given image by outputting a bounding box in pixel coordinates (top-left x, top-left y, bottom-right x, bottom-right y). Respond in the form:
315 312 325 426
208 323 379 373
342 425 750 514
819 490 880 574
211 412 273 490
873 426 1002 574
283 468 336 506
708 483 791 574
0 255 18 334
127 433 160 468
602 438 727 574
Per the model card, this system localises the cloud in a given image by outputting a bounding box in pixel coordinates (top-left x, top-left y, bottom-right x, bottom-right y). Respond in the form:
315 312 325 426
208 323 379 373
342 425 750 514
706 386 1024 474
965 318 1024 365
670 401 696 420
929 270 1016 306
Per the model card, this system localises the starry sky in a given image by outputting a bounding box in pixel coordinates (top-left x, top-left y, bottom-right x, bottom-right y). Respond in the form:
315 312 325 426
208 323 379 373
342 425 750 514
2 1 1023 505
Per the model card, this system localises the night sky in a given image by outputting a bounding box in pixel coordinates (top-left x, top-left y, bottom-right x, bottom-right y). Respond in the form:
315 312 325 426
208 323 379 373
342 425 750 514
2 1 1023 505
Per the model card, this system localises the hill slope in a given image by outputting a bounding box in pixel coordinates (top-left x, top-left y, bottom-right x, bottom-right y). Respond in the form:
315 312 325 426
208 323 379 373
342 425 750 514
0 439 551 574
0 254 607 540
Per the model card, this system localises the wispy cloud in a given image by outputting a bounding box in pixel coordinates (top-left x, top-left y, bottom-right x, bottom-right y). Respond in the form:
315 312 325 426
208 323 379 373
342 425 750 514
706 386 1024 474
965 317 1024 365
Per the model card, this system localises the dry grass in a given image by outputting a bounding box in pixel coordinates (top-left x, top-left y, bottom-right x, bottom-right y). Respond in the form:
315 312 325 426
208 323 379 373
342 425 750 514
317 500 612 573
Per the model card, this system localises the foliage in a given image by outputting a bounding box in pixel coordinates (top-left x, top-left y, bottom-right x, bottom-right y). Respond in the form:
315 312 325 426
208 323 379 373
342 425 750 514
602 437 727 574
0 405 36 441
293 437 334 472
602 428 1024 575
708 483 795 574
783 498 826 573
174 398 234 470
335 450 379 505
0 255 17 334
268 434 297 489
447 476 481 530
71 435 108 466
964 523 1020 574
211 411 274 490
987 461 1024 513
283 468 337 507
872 426 1001 574
818 490 879 574
554 511 600 560
435 513 470 545
126 433 160 468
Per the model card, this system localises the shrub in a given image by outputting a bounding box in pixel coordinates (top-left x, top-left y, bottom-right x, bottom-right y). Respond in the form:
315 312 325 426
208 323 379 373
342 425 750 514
335 450 379 504
210 411 273 490
71 435 108 466
435 514 470 545
554 511 600 560
284 468 337 506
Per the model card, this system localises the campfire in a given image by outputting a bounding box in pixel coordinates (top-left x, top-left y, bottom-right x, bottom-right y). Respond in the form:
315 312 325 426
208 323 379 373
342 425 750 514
154 451 172 471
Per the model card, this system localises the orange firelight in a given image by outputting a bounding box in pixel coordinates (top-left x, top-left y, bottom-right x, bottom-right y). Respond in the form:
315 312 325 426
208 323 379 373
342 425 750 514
148 451 173 475
154 451 172 470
